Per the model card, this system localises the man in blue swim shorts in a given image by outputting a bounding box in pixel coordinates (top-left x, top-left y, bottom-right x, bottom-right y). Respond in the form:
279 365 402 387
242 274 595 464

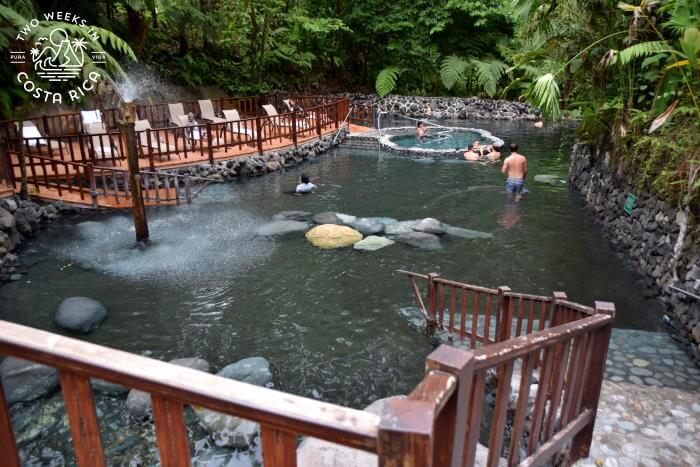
501 143 528 201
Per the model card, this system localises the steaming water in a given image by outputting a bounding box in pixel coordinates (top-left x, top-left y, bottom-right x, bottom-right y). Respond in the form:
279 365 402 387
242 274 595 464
0 119 664 411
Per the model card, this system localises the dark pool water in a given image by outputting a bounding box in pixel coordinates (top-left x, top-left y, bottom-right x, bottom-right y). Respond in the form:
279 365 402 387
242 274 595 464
0 119 663 410
390 128 487 150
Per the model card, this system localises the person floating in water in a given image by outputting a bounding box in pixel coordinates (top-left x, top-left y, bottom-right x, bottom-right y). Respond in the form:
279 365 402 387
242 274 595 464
416 121 429 140
501 143 528 201
295 173 317 194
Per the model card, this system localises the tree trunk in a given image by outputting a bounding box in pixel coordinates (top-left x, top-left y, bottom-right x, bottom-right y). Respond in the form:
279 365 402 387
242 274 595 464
126 6 149 55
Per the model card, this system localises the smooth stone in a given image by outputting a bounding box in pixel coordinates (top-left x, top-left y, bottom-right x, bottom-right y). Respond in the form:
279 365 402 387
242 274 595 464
632 358 650 368
127 357 211 418
54 296 108 333
255 220 309 236
272 210 312 221
312 212 342 225
630 367 653 377
395 231 442 251
374 217 398 225
350 217 385 235
384 220 417 235
353 235 395 252
305 224 363 249
194 357 272 448
335 213 356 224
444 226 493 239
0 357 59 405
411 217 447 235
534 174 565 185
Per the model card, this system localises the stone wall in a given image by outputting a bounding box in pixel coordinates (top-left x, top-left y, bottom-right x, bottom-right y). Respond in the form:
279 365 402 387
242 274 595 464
0 196 62 283
343 93 540 120
569 143 700 363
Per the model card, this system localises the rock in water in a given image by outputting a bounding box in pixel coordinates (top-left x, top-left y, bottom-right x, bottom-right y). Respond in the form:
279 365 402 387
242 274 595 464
335 213 357 224
127 357 211 418
534 174 565 185
194 357 273 448
350 217 385 235
385 220 417 235
412 217 447 235
395 231 442 251
255 220 309 236
305 224 363 249
54 297 108 333
353 236 395 252
0 357 59 405
272 210 312 221
312 212 342 225
445 226 494 239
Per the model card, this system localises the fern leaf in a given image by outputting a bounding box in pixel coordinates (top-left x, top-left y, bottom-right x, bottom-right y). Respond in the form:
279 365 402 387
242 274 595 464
440 55 470 90
375 67 405 98
471 59 508 97
616 41 670 67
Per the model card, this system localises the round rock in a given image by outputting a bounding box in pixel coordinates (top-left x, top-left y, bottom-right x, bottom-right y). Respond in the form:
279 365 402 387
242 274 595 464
385 220 417 236
445 226 493 239
395 231 442 251
218 357 272 387
312 212 342 225
412 218 447 235
353 235 395 252
0 357 59 405
350 218 385 235
305 224 363 249
54 297 108 333
335 213 356 224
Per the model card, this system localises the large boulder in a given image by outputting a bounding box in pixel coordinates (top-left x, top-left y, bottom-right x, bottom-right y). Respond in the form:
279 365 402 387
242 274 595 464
194 357 273 448
126 357 210 418
353 235 395 252
350 218 385 235
273 210 312 222
312 212 343 225
335 213 356 224
255 220 309 236
395 231 442 251
445 226 494 239
305 224 363 249
0 357 59 405
412 217 447 235
54 297 108 333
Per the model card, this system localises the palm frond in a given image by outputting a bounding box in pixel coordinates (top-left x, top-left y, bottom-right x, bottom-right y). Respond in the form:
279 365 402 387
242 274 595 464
527 72 560 120
616 41 670 67
375 66 405 98
439 55 470 90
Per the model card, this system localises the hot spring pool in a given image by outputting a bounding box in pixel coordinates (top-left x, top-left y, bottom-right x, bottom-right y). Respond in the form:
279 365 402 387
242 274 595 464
380 125 503 155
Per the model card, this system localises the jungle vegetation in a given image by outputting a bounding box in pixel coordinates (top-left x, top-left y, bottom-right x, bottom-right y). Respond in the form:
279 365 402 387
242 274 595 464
0 0 698 205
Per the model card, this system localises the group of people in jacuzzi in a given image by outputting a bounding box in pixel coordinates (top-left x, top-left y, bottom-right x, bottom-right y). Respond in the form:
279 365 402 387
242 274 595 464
415 122 502 162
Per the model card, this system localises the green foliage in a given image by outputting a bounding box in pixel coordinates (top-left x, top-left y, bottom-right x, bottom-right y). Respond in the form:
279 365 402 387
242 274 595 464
440 55 470 90
528 73 560 119
472 59 508 97
375 67 406 97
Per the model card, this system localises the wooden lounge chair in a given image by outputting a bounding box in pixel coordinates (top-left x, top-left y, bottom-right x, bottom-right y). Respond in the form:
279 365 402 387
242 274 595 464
198 99 227 124
176 115 221 148
222 109 257 138
262 104 311 130
168 103 187 127
134 119 180 156
84 122 121 161
17 121 68 151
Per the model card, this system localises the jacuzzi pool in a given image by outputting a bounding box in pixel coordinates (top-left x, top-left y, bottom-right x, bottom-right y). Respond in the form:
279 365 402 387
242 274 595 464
379 125 503 157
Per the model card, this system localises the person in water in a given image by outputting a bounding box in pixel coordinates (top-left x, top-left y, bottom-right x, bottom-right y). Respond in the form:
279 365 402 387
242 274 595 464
416 121 429 140
486 143 502 161
501 143 528 201
534 118 544 128
295 173 317 194
463 141 492 161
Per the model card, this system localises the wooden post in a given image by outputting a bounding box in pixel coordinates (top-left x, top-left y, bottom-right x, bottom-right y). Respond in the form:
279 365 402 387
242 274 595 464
255 117 264 156
206 122 214 164
146 129 156 171
261 426 297 467
184 175 192 204
426 273 440 336
550 291 568 328
17 121 28 200
496 286 512 341
121 101 149 243
426 345 474 466
378 399 434 467
60 371 106 467
87 163 99 209
0 140 12 188
315 108 322 136
291 112 298 148
0 378 21 467
570 302 615 461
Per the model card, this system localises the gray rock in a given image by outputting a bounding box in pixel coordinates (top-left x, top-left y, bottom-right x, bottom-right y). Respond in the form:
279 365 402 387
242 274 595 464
218 357 272 387
445 226 494 239
335 213 356 224
396 231 442 251
534 174 565 185
0 357 59 405
255 220 309 236
353 235 395 252
91 378 129 395
54 297 108 333
312 212 342 225
412 217 447 235
126 357 211 418
350 217 385 235
385 220 418 235
0 207 15 230
272 210 312 221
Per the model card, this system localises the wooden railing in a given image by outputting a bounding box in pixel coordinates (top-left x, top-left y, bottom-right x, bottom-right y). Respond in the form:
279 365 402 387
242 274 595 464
348 103 376 127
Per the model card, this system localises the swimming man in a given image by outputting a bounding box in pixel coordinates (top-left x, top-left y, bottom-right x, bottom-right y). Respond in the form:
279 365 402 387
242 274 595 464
501 143 527 201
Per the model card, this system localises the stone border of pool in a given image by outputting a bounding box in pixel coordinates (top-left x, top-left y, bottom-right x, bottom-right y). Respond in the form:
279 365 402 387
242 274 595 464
377 126 504 158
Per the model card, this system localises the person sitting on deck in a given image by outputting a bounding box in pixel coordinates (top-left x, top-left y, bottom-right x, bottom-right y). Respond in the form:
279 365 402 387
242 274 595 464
289 99 304 112
501 143 528 201
416 122 429 140
295 173 317 194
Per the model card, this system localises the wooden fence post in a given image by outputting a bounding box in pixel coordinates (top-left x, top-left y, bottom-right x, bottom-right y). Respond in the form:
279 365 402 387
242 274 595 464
550 291 568 328
378 398 434 467
0 140 12 188
315 109 322 136
145 129 156 171
426 345 473 466
0 378 21 467
496 286 512 341
86 163 99 209
426 273 440 336
255 117 264 156
570 301 615 461
206 123 214 164
291 113 298 147
184 175 192 204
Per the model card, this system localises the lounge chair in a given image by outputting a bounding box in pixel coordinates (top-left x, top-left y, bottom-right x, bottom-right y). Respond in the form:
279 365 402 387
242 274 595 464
175 115 221 148
222 109 257 138
283 99 294 112
17 121 67 151
84 122 120 160
134 119 179 155
168 103 186 127
80 110 103 126
262 104 311 130
198 100 227 124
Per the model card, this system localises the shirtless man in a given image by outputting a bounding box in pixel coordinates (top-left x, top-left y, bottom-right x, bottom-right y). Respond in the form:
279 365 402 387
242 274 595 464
464 141 487 161
501 143 528 201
